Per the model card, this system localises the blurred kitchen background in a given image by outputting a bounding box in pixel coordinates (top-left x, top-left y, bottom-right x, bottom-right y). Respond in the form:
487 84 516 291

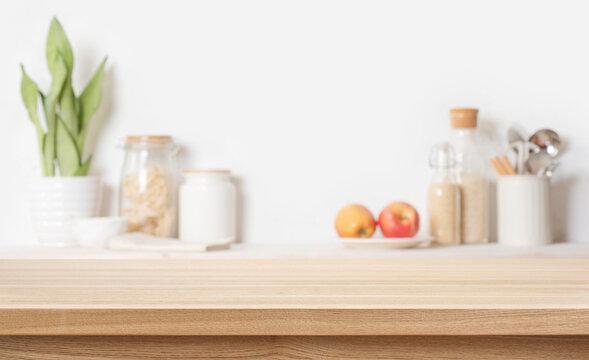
1 0 588 245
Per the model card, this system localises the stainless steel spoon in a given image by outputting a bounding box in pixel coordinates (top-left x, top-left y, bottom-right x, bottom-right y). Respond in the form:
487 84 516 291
538 160 559 177
528 129 562 174
511 141 539 174
507 126 527 144
529 129 562 156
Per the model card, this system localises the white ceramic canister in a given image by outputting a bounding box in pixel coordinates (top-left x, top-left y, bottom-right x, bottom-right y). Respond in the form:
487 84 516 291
29 176 102 246
179 170 236 244
497 175 551 246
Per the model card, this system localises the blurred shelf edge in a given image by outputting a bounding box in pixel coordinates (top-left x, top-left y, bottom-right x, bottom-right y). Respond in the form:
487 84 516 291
1 241 589 259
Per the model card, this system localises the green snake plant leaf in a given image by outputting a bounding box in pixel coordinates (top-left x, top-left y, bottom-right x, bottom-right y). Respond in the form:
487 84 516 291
38 133 48 176
20 65 49 175
77 57 106 152
56 115 81 176
42 53 68 176
74 155 92 176
46 17 73 76
39 92 53 176
20 65 43 135
59 76 78 136
74 96 80 117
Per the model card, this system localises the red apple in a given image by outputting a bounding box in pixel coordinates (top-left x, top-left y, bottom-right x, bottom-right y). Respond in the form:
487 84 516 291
335 204 376 238
378 202 419 238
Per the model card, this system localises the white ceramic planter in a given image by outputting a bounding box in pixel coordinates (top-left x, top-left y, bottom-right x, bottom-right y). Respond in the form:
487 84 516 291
29 176 101 246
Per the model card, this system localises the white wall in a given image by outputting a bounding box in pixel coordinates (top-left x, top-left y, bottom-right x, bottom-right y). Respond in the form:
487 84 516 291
1 0 588 245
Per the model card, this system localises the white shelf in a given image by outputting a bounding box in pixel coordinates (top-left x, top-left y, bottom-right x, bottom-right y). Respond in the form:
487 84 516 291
1 242 588 259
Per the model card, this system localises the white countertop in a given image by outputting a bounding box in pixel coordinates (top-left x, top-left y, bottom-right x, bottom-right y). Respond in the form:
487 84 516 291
1 241 588 259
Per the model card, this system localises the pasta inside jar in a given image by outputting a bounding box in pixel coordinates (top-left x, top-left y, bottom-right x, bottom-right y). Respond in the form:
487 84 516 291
119 136 178 237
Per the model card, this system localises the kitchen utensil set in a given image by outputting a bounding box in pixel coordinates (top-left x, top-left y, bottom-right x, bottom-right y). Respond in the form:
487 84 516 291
491 127 563 177
493 127 562 246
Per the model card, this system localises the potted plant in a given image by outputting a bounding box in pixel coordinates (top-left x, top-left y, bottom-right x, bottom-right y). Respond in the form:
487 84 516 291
21 17 107 246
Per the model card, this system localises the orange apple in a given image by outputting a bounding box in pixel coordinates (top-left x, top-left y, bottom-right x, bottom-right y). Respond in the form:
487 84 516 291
335 204 376 238
378 202 419 238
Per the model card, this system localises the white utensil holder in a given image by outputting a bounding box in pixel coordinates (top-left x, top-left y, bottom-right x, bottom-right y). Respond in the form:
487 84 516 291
497 175 551 246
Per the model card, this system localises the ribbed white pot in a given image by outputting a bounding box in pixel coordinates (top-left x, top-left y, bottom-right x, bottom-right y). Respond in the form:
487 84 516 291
29 176 101 246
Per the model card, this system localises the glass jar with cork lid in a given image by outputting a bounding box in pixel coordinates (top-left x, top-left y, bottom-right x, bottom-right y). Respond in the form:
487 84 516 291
429 142 461 246
449 109 488 244
119 135 179 237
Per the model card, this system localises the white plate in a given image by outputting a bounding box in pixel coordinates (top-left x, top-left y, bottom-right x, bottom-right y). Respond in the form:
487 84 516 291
341 236 433 250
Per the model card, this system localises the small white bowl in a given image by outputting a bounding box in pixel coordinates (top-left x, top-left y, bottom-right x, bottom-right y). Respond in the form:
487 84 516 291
72 217 128 248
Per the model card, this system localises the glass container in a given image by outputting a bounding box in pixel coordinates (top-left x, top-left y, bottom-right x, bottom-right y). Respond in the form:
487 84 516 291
449 109 488 244
428 142 461 246
119 135 179 237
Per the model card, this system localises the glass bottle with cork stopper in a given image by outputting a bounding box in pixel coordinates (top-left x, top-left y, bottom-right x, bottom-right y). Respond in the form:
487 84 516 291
449 109 488 244
428 142 461 246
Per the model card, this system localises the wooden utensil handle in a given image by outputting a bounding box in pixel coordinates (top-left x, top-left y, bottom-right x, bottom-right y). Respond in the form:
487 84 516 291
501 156 517 175
490 158 507 175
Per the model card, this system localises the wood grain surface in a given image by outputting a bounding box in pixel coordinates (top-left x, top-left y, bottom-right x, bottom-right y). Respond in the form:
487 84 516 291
1 259 588 335
1 336 588 360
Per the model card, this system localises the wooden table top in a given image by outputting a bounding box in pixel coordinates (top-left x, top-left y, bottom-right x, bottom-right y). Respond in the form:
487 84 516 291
1 258 588 335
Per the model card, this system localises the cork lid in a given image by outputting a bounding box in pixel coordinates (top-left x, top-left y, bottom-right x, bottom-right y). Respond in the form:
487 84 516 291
450 109 478 129
126 135 172 144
